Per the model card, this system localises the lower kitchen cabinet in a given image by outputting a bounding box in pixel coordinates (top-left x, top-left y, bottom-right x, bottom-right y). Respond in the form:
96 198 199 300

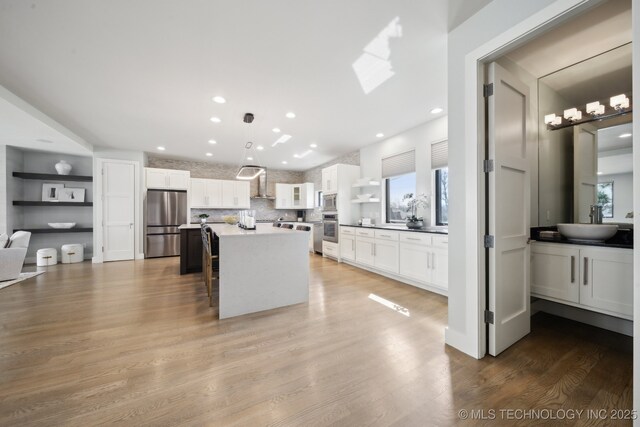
355 236 375 267
399 242 430 282
531 242 632 319
340 228 356 261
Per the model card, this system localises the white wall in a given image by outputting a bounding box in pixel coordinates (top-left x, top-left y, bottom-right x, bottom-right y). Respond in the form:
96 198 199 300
632 0 639 417
447 0 593 358
0 145 23 236
358 117 447 225
599 172 633 223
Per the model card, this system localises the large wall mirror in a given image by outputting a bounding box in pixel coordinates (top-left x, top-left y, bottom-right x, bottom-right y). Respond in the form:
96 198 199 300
538 43 632 227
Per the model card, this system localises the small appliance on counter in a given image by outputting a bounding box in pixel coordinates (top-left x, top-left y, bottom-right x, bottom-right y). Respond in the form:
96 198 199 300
361 218 373 226
297 210 304 222
238 210 256 230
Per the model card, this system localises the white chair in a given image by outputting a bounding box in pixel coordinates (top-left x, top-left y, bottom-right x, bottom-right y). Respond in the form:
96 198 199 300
0 231 31 281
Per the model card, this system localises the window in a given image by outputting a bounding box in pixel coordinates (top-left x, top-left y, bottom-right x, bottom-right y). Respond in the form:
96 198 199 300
597 182 613 218
385 172 416 222
435 168 449 225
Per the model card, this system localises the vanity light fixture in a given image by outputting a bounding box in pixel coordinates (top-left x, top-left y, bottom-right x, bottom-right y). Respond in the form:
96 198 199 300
563 108 582 122
610 94 630 110
586 101 605 116
544 114 562 126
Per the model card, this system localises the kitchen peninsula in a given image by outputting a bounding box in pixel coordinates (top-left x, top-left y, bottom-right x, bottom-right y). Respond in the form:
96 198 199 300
178 223 309 319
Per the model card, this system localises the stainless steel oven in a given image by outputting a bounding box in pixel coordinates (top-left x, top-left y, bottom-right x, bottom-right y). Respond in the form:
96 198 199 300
322 193 337 212
322 213 338 243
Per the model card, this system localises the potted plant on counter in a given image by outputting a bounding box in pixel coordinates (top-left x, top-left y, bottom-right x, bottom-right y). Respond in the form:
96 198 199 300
403 193 429 229
197 213 210 224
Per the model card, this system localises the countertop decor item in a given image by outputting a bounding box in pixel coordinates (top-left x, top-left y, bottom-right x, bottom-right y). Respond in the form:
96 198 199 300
198 213 210 224
222 215 238 225
403 193 430 229
42 183 64 202
48 222 76 229
55 160 72 175
58 187 85 202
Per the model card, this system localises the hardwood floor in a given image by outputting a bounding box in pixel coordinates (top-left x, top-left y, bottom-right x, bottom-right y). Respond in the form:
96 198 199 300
0 255 632 426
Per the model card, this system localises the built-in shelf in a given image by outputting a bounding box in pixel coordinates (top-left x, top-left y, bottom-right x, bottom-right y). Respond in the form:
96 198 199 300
351 198 381 203
352 181 381 188
14 228 93 234
13 201 93 207
12 172 93 182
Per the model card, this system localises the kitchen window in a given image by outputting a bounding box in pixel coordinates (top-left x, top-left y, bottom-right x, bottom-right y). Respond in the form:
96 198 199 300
435 168 449 225
385 172 416 222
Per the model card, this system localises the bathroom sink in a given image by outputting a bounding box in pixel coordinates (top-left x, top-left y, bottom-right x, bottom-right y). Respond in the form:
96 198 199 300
557 223 618 242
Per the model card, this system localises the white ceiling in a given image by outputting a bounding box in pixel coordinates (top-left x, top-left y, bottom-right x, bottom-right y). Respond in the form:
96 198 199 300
0 0 456 171
598 122 633 175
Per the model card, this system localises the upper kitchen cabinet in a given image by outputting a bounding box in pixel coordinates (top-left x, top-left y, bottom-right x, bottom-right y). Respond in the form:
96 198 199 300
276 183 314 209
145 167 190 190
190 178 222 208
321 164 360 194
222 180 250 209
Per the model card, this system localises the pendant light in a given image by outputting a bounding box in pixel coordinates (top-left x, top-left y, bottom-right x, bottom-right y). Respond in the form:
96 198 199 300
236 112 266 180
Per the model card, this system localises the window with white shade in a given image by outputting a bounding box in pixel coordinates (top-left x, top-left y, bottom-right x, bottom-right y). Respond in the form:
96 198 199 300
383 150 416 223
431 141 448 226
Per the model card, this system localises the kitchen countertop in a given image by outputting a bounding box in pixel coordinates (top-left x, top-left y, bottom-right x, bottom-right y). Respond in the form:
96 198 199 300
340 223 448 235
179 223 309 237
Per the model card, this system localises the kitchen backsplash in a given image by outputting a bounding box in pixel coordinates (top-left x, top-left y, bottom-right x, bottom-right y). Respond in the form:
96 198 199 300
148 150 360 223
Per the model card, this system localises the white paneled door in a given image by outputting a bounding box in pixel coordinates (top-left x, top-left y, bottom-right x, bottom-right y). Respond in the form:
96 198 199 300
487 62 531 356
103 161 135 261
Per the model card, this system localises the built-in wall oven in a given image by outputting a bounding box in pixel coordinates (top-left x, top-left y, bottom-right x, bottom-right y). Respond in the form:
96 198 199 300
322 193 337 212
322 213 338 243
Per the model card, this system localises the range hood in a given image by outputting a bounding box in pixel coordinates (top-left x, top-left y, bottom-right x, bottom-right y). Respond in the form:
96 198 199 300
251 168 275 200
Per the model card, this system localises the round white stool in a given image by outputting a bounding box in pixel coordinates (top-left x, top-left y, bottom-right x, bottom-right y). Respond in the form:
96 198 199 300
37 248 57 266
61 244 84 264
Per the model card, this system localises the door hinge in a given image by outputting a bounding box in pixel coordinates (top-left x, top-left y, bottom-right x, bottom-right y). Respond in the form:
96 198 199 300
484 235 495 249
483 83 494 97
483 159 494 173
484 310 495 324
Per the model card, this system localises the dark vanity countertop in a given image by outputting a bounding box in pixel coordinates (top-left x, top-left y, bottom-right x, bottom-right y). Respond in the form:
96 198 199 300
340 223 448 235
531 226 633 249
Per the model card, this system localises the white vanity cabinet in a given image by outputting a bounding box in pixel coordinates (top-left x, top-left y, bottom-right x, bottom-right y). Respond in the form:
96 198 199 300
145 167 190 190
531 242 632 319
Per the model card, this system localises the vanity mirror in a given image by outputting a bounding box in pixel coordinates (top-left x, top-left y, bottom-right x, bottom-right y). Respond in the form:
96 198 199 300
537 43 632 227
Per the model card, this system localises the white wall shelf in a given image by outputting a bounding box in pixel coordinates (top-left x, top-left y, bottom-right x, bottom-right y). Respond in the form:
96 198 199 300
351 198 380 203
352 181 380 188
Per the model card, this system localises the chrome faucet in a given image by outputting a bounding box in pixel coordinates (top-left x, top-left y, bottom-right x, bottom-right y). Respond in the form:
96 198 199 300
589 205 603 224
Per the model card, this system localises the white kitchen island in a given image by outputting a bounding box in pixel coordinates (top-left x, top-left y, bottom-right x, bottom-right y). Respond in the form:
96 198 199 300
179 223 310 319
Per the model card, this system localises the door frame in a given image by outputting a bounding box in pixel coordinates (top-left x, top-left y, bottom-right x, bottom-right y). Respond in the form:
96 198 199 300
453 0 605 358
93 158 142 263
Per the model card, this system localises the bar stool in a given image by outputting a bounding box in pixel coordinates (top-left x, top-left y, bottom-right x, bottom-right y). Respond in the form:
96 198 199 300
281 223 294 229
272 222 281 227
296 225 311 231
200 225 219 307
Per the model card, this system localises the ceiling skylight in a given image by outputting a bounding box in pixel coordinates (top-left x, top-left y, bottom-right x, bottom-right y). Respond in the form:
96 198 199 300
272 134 292 147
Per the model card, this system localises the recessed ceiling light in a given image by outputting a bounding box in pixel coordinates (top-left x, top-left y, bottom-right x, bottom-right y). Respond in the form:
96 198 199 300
157 146 166 151
247 156 253 161
430 107 444 114
282 160 288 164
256 145 264 151
272 128 281 133
310 143 317 148
212 96 226 104
210 117 221 123
206 152 213 157
208 139 217 144
619 133 632 138
285 112 296 119
376 133 384 138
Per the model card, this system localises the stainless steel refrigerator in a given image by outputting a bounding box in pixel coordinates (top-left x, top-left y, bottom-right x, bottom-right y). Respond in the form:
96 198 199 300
146 189 188 258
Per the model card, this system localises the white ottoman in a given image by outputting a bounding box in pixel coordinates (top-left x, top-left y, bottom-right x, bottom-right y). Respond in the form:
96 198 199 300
61 244 84 264
37 248 57 266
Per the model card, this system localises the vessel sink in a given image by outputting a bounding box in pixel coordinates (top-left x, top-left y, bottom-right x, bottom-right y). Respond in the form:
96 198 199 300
557 223 618 242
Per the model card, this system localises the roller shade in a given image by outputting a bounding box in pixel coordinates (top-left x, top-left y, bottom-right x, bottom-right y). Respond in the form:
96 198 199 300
381 150 415 178
431 140 448 169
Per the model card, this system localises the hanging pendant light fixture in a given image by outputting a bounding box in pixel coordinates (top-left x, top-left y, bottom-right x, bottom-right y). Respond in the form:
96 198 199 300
236 112 266 180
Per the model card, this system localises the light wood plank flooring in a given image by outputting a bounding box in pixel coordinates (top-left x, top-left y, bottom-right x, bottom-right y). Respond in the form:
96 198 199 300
0 255 632 426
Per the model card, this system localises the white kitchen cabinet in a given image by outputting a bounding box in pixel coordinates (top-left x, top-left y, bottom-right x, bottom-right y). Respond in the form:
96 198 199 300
275 183 292 209
276 183 314 209
323 241 339 259
399 242 430 283
430 247 448 289
145 167 190 190
531 242 632 318
190 178 222 208
340 227 356 261
374 239 399 274
222 180 250 209
355 236 375 267
321 165 339 193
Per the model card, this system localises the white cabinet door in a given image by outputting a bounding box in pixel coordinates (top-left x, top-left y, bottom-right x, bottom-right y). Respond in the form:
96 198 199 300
207 180 223 207
221 180 235 207
322 166 338 193
104 161 135 261
167 170 190 190
355 237 375 267
431 248 448 290
145 168 168 189
321 169 330 193
399 242 429 283
580 247 633 317
190 178 208 207
275 183 292 209
235 181 250 208
291 185 302 208
340 234 356 261
374 239 399 274
531 243 579 303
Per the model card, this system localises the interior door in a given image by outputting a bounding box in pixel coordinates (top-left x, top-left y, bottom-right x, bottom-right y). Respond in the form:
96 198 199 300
573 124 598 223
487 62 531 356
103 161 135 261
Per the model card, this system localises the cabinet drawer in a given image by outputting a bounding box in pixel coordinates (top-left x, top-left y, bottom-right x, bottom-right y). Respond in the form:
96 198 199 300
374 230 399 241
323 241 338 257
355 228 375 238
341 226 355 235
432 235 449 248
399 233 431 246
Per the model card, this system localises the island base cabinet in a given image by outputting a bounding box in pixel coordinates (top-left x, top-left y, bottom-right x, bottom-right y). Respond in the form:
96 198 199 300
399 243 429 283
531 242 632 319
